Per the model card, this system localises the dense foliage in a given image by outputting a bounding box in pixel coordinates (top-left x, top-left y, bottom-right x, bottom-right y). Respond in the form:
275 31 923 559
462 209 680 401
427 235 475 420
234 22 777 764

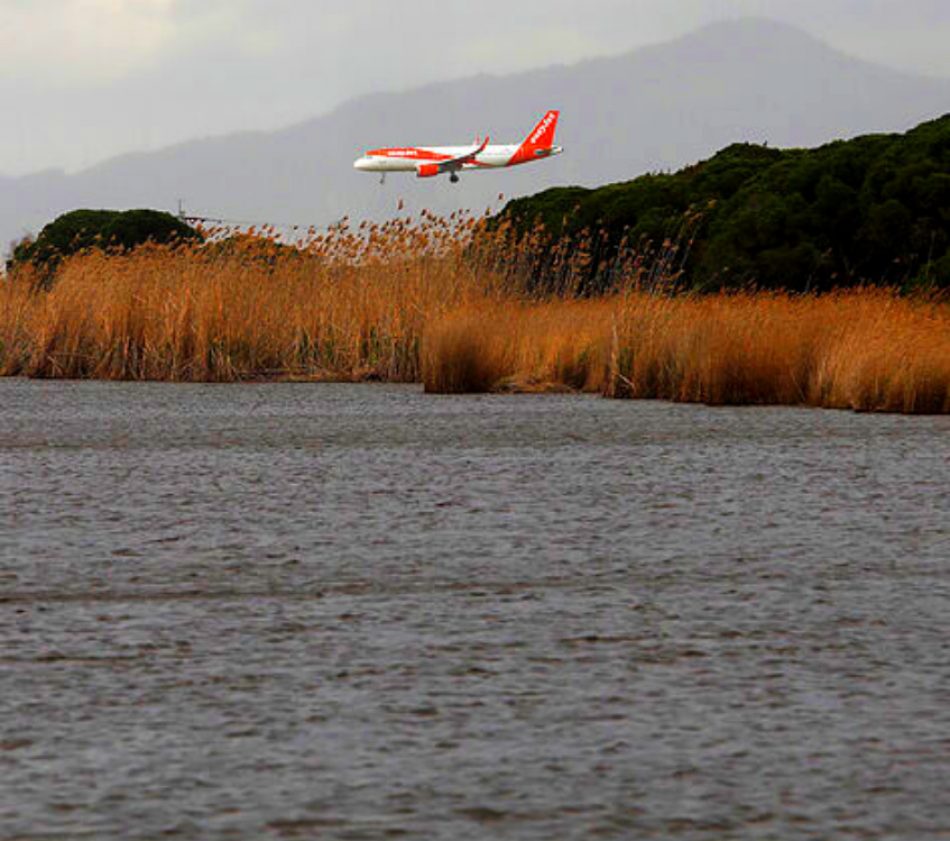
499 114 950 292
7 209 201 280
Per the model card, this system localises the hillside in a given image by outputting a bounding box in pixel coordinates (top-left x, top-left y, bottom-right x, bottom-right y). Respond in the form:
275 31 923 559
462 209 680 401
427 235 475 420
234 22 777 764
3 18 950 254
500 115 950 292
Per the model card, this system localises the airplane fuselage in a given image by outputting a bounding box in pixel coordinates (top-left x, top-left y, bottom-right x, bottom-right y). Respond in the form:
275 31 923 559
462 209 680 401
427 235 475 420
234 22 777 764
354 144 562 173
353 110 563 180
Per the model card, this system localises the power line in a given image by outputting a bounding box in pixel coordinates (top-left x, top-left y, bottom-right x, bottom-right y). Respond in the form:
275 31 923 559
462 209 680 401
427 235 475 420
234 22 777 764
175 199 346 233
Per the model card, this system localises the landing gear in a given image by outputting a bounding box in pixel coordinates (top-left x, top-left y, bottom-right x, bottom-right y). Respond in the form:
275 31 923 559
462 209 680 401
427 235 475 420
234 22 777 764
449 172 460 184
379 172 387 185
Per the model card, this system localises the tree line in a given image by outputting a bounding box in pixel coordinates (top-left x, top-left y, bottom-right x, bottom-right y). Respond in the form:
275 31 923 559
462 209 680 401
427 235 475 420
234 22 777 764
498 114 950 293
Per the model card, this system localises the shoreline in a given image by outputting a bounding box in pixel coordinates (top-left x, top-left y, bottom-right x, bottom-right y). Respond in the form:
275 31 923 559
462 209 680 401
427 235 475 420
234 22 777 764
3 373 948 415
3 241 948 414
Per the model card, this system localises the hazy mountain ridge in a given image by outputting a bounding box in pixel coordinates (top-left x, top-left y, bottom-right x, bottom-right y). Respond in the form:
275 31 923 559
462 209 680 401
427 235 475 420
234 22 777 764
3 18 949 251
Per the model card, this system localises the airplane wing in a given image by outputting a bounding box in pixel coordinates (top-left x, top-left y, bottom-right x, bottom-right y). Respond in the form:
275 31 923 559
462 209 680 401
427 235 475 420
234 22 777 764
432 136 489 173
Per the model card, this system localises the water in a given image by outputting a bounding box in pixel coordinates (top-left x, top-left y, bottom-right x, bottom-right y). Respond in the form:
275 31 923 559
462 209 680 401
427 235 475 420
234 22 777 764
1 380 948 840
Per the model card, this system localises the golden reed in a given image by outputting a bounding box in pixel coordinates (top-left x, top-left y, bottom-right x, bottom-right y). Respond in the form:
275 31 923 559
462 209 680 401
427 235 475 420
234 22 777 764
424 291 950 413
1 217 948 413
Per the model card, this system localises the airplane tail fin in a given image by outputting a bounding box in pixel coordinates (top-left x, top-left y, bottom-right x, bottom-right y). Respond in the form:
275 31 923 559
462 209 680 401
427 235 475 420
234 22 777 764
509 110 560 165
521 110 559 150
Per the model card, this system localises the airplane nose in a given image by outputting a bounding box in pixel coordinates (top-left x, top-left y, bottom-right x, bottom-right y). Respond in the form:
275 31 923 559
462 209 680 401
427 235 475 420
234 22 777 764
354 157 373 171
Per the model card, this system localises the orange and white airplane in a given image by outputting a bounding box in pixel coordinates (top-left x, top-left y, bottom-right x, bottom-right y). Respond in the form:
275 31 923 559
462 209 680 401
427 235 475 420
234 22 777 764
353 110 562 183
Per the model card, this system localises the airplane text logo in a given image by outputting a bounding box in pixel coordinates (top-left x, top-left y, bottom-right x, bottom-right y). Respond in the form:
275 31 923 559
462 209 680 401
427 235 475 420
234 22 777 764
529 112 557 145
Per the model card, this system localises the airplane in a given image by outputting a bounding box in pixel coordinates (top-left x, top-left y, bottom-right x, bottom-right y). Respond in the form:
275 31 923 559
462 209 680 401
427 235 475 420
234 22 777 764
353 110 562 183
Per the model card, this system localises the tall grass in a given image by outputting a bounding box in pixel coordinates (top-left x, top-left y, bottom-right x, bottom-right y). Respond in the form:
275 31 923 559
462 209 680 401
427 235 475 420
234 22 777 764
421 298 613 394
605 291 950 413
1 216 948 413
420 291 950 413
0 216 491 382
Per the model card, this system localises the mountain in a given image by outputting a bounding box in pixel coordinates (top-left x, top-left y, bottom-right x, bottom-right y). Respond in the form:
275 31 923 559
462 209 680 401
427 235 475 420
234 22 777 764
2 18 949 252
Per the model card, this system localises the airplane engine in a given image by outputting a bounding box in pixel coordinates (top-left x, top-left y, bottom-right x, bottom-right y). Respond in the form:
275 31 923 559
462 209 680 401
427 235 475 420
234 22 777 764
416 164 440 178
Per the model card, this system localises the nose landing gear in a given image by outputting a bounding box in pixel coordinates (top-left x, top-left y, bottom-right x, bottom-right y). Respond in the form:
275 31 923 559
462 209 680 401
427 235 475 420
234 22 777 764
449 172 460 184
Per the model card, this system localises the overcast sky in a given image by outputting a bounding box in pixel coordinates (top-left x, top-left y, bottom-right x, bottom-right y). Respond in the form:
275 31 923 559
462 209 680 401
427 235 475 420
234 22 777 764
1 0 948 176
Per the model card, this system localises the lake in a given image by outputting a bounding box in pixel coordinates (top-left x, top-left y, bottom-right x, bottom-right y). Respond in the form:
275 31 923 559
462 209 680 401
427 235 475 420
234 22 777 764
2 380 948 839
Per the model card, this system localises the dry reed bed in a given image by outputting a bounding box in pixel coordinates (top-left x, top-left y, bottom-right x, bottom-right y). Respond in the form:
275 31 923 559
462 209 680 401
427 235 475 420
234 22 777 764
1 227 948 413
425 292 949 413
0 219 490 382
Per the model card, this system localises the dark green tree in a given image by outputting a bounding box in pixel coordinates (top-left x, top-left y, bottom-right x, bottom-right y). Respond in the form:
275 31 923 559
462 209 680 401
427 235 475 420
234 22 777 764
498 114 950 293
7 209 202 284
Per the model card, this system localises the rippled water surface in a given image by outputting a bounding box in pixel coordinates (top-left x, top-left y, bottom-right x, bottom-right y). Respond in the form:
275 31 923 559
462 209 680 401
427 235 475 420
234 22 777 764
2 380 949 839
